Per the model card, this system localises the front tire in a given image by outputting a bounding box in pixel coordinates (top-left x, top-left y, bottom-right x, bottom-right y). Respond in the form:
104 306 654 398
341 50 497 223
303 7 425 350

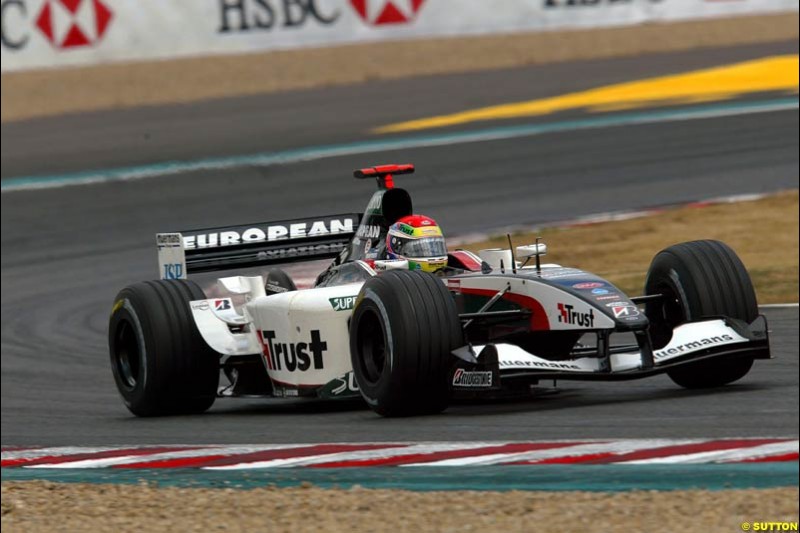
349 270 463 417
644 240 758 389
109 280 220 416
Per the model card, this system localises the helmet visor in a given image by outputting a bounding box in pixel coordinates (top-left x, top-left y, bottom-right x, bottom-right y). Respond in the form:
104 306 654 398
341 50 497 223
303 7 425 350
393 236 447 258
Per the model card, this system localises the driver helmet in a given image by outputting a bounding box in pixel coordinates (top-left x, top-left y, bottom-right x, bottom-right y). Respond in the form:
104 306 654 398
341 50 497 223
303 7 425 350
386 215 448 273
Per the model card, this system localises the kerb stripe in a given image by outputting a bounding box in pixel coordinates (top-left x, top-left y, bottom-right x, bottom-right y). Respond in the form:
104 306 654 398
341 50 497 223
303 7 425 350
311 442 586 468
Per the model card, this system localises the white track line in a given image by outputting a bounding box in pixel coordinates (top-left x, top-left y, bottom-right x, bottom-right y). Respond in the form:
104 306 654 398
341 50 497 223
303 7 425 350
7 440 798 469
205 443 450 470
715 441 800 463
26 445 306 469
403 439 688 466
624 440 800 465
204 442 526 470
2 446 121 462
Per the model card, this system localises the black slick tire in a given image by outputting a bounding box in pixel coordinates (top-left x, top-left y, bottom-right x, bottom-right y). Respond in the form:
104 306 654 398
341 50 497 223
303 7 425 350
349 270 463 417
644 240 758 389
108 279 220 416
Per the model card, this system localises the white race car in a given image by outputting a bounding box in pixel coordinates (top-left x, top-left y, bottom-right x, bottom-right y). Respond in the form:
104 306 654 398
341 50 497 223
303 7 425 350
108 164 771 417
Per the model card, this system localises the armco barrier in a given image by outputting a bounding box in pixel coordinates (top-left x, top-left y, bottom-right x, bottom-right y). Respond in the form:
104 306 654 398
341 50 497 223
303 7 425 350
1 0 797 72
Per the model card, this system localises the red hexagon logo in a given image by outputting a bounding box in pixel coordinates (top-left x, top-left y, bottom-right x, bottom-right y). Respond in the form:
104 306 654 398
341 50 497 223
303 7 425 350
35 0 113 50
349 0 426 26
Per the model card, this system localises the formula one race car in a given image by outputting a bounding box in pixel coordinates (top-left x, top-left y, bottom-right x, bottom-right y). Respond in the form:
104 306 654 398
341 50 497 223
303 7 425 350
108 164 771 417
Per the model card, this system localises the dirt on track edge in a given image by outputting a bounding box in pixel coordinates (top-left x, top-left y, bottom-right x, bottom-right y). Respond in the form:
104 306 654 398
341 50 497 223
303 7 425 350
460 190 800 305
1 481 798 533
2 12 798 122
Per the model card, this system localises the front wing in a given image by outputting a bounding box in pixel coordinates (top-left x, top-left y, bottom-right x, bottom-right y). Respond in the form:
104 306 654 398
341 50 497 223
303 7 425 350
449 316 770 391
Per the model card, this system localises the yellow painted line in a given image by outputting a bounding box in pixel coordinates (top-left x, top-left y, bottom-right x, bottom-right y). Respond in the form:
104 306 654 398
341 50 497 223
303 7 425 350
376 55 799 133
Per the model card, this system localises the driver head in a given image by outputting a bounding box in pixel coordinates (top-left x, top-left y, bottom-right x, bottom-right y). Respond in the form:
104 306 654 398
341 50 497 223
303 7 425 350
385 214 448 273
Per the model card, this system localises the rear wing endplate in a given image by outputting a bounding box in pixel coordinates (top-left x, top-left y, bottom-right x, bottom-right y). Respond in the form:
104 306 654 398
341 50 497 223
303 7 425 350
156 214 360 279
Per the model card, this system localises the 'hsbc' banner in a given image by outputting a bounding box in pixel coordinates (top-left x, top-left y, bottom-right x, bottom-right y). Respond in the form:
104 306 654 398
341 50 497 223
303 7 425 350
1 0 797 72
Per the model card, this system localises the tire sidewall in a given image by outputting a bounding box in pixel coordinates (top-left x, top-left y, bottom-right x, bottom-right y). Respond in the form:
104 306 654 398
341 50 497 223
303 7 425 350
349 271 461 416
108 280 219 416
645 241 758 327
349 285 401 413
108 292 156 414
644 240 759 387
647 252 711 324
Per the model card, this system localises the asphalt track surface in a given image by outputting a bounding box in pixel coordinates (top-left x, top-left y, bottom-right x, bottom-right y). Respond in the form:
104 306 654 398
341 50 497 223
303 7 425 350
1 41 798 446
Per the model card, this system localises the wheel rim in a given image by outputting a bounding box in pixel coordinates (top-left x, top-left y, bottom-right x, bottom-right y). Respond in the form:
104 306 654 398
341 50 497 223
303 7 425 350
648 281 686 349
656 282 686 326
355 309 387 386
114 320 141 390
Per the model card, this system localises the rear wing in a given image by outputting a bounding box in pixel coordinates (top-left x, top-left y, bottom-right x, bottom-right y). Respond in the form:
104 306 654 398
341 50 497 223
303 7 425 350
354 163 414 189
156 214 361 279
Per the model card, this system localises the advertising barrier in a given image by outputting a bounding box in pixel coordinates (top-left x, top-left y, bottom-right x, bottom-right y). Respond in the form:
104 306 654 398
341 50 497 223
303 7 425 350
1 0 797 72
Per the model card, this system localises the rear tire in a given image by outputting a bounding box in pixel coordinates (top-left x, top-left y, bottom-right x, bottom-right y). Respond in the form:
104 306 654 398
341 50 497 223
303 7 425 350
349 270 463 417
109 280 220 416
644 240 757 389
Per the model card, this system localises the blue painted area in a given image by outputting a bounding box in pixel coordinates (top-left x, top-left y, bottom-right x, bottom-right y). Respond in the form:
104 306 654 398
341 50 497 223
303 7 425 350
2 463 797 491
2 97 797 192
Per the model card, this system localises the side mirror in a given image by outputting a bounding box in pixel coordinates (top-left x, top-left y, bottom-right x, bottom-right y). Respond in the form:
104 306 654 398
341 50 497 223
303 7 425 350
478 248 513 269
516 243 547 258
